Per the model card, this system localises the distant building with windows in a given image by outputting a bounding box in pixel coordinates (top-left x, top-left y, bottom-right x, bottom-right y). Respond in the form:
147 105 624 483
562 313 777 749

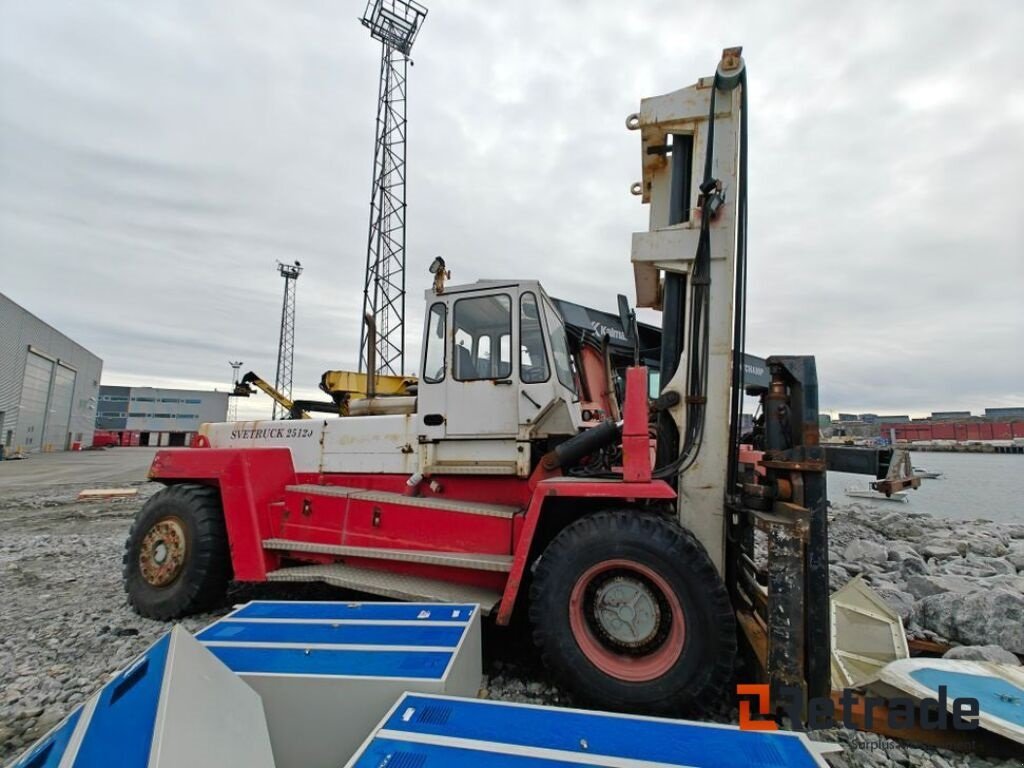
985 407 1024 421
931 410 971 420
95 386 228 447
876 415 910 423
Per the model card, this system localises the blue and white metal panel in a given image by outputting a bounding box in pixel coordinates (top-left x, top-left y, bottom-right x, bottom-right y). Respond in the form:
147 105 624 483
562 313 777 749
197 600 483 768
11 626 274 768
347 693 832 768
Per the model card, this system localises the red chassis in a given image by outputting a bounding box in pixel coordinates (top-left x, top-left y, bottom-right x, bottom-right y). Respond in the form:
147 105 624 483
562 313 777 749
146 367 675 625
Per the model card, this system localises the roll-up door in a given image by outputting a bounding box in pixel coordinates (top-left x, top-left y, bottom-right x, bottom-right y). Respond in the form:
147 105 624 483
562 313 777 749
43 363 77 449
18 352 53 450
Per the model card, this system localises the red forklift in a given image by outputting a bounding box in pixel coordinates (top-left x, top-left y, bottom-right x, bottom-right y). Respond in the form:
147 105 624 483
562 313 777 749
123 48 915 714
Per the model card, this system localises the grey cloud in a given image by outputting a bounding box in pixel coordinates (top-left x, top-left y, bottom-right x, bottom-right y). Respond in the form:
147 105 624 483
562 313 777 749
1 0 1021 419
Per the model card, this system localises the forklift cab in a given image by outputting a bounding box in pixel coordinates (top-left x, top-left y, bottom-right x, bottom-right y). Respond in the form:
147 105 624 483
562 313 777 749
416 280 582 459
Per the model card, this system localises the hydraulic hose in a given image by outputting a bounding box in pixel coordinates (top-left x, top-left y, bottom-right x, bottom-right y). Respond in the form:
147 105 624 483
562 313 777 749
654 58 748 481
542 420 623 471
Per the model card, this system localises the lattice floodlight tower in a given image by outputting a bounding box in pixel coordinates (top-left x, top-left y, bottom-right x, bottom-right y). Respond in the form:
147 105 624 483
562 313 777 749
273 261 302 419
228 360 243 421
359 0 427 376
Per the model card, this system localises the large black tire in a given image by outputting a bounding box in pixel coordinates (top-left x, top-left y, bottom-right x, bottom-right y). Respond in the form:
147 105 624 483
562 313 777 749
123 484 232 619
529 510 736 715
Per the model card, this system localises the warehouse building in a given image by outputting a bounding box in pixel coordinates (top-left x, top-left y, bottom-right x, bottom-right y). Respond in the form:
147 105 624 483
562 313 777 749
95 386 229 447
0 292 103 454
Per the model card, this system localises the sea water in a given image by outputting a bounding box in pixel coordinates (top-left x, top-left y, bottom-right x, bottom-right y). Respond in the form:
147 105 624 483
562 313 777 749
828 451 1022 524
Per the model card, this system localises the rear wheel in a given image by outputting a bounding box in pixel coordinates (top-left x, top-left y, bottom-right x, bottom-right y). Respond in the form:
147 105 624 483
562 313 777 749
123 484 231 619
529 510 736 714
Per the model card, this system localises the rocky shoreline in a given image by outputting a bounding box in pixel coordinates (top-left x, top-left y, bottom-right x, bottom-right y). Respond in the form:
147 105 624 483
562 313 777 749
827 502 1024 658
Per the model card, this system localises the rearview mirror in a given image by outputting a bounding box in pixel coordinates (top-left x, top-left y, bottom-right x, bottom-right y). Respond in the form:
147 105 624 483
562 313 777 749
617 294 640 366
617 294 635 344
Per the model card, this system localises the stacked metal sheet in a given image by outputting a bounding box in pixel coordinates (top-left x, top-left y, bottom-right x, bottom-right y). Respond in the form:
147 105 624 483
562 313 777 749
11 626 274 768
346 692 831 768
194 600 483 768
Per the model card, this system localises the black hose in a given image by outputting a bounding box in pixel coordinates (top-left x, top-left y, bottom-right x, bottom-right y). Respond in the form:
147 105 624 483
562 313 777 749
654 63 747 481
542 419 623 470
726 69 749 494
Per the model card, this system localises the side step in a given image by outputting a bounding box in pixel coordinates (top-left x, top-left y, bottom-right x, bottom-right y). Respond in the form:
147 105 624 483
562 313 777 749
265 563 502 613
285 484 520 519
263 539 513 572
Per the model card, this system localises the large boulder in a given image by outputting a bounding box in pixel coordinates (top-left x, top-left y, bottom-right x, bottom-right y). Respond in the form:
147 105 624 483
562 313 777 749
843 539 888 566
984 574 1024 592
921 543 961 560
874 587 915 622
965 537 1010 558
915 589 1024 653
965 554 1017 576
887 542 922 563
1007 549 1024 572
870 512 925 540
899 556 929 579
904 574 977 600
942 645 1021 665
943 556 1014 578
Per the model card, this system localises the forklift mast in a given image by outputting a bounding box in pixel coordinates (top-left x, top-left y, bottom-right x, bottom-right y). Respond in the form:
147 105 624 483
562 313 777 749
627 47 748 576
628 48 833 700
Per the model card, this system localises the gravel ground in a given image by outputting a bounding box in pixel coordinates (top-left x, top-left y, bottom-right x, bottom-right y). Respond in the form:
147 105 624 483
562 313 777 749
0 451 1020 766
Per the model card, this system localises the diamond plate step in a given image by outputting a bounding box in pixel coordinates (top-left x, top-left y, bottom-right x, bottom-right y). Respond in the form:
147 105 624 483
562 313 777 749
262 539 513 572
285 484 520 519
265 563 502 613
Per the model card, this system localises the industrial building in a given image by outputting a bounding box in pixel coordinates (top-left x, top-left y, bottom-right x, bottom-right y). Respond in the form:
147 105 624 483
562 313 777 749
985 406 1024 420
94 386 229 447
0 292 103 455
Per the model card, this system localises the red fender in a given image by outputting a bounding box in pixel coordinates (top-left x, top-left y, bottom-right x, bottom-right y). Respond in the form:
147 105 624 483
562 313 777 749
498 366 673 624
148 447 297 580
496 477 676 625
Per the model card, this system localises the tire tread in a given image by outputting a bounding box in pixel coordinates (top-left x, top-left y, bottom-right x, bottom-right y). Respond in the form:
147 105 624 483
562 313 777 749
529 509 736 715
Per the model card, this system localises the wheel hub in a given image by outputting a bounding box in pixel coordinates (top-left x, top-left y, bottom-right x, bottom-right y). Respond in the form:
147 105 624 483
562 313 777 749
568 558 686 683
592 576 661 647
139 517 187 587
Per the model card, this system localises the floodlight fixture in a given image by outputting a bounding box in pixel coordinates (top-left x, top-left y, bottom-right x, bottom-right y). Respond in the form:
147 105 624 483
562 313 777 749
361 0 427 55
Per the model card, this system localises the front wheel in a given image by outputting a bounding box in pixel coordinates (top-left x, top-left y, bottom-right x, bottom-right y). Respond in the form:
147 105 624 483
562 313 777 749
123 483 232 619
529 510 736 714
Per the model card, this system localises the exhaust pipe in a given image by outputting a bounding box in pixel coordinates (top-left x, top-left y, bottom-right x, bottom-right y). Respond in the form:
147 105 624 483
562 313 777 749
364 312 377 399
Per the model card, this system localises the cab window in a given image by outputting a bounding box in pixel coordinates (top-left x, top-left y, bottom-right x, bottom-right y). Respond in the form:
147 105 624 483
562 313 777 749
520 292 550 383
423 303 446 383
542 298 576 393
453 294 512 380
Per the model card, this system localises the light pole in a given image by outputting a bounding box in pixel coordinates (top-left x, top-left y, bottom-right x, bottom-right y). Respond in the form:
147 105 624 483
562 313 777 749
359 0 428 377
228 360 243 421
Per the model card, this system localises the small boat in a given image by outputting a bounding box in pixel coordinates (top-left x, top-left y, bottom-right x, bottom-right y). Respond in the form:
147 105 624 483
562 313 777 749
844 486 909 502
913 467 944 479
866 658 1024 746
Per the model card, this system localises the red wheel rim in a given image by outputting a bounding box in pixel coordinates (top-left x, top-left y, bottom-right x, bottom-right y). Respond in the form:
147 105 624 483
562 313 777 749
569 559 685 682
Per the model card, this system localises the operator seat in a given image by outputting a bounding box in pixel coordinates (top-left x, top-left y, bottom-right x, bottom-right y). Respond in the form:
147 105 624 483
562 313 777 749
455 343 475 380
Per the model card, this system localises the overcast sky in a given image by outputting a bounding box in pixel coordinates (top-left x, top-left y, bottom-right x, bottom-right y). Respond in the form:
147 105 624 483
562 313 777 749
2 0 1021 420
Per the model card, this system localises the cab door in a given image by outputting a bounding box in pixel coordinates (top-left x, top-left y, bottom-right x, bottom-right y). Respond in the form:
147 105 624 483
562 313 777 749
444 291 518 436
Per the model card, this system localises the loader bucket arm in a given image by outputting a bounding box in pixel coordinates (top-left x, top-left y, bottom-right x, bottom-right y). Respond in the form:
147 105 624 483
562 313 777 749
239 371 311 420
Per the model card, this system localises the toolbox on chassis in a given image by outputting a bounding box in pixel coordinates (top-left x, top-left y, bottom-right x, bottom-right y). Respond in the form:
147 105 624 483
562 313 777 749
124 48 916 716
